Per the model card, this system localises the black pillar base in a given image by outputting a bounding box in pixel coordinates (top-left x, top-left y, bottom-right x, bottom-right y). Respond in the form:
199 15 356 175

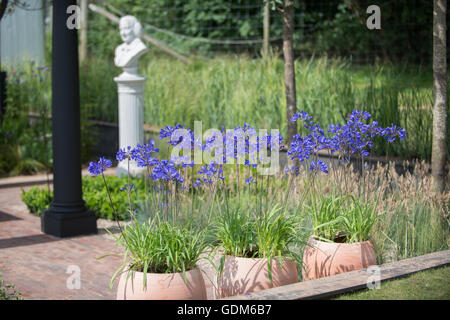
41 210 97 238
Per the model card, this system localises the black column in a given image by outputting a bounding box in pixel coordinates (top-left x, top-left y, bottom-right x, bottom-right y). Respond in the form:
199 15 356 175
0 71 6 119
41 0 97 237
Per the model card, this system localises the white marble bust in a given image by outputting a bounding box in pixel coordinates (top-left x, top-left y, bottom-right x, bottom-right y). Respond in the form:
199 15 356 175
114 16 148 75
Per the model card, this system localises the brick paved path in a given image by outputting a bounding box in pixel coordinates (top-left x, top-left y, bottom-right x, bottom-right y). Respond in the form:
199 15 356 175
0 186 122 300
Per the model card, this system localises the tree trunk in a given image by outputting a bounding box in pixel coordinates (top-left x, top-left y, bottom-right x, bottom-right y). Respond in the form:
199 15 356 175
432 0 447 192
79 0 88 62
263 0 270 59
283 0 297 149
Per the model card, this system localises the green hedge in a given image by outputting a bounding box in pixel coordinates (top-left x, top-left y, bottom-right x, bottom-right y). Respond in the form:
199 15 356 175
21 176 146 221
20 186 52 217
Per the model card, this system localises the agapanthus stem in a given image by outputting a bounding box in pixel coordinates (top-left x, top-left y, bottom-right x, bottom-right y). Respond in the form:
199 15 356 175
329 150 340 196
126 158 134 219
283 172 295 213
190 165 195 218
145 166 150 207
101 172 131 249
207 181 218 225
236 161 240 205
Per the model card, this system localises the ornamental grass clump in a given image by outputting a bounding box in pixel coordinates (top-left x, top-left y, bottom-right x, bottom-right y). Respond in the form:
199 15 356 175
307 194 381 243
214 208 255 258
307 194 345 242
255 205 304 279
338 195 380 243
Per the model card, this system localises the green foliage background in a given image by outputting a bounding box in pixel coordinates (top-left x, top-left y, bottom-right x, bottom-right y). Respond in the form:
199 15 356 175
21 176 147 220
87 0 435 63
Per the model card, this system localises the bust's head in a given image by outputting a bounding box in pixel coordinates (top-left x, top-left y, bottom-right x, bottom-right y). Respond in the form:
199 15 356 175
119 16 142 45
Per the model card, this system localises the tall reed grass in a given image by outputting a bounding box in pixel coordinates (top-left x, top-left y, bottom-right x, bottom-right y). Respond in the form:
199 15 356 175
141 55 447 160
4 56 446 162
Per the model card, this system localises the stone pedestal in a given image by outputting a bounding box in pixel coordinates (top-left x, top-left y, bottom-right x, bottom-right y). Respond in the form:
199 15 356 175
114 70 146 177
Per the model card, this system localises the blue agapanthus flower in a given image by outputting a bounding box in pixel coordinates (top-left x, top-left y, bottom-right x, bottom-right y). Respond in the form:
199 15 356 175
193 178 203 188
160 124 193 148
120 184 135 192
116 146 133 162
327 110 405 158
195 161 225 187
160 124 183 140
132 141 159 168
88 157 112 176
245 176 257 184
151 160 184 183
309 159 328 174
288 111 331 166
171 155 195 168
291 111 313 124
382 124 406 143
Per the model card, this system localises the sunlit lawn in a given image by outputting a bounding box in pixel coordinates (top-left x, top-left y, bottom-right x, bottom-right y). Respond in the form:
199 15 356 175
333 265 450 300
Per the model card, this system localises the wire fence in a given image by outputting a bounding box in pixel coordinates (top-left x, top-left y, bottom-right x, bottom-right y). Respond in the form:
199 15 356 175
89 0 433 64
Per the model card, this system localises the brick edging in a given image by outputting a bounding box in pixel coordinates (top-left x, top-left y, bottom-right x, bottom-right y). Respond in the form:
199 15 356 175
0 168 116 189
0 178 53 190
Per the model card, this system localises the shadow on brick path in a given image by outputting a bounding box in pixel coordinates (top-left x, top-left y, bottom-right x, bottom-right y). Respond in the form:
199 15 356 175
0 186 122 300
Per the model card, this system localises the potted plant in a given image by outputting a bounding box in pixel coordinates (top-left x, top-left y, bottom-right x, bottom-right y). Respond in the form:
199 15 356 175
302 195 379 280
89 141 210 300
186 124 302 298
213 204 302 298
287 110 405 281
113 220 209 300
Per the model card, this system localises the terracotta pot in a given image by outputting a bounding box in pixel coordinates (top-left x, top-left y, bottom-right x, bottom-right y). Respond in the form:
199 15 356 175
218 255 298 298
116 267 207 300
302 237 377 281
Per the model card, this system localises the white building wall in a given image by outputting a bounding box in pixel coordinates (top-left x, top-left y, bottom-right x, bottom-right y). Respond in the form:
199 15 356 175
0 0 45 67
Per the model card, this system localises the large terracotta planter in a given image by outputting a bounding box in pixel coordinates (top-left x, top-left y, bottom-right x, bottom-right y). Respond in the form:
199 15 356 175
116 267 207 300
302 237 377 281
218 255 298 298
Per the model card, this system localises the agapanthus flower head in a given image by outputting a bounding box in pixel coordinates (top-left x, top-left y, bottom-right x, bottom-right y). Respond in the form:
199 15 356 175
327 110 405 158
382 124 406 143
88 157 112 176
197 161 224 185
159 124 183 140
309 159 328 174
259 132 284 151
151 160 184 183
132 141 159 167
160 124 194 148
170 155 194 168
193 178 203 188
288 131 328 163
287 112 334 175
349 110 371 121
224 124 267 164
202 129 226 156
116 146 133 162
245 176 257 184
291 111 313 124
120 184 135 192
